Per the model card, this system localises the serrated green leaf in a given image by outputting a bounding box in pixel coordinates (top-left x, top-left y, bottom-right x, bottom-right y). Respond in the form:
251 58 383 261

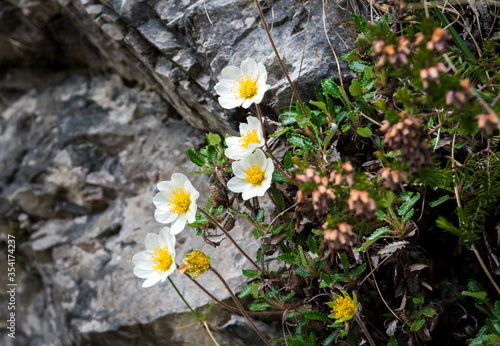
253 228 264 239
322 77 343 99
351 263 366 277
410 318 426 332
242 269 258 278
287 132 314 149
364 66 374 79
332 273 349 282
270 224 285 235
256 209 265 222
298 245 310 267
293 264 309 277
402 208 415 222
249 300 270 311
278 253 299 263
321 272 332 285
287 219 294 242
398 192 421 216
270 126 294 138
188 148 206 167
302 310 328 321
272 171 292 183
430 195 452 207
349 79 362 96
270 187 286 211
421 307 436 317
349 61 370 73
341 123 351 133
279 111 299 125
462 291 488 301
310 100 327 112
351 13 368 32
207 145 217 163
206 133 221 145
357 127 372 137
239 283 253 298
307 235 318 254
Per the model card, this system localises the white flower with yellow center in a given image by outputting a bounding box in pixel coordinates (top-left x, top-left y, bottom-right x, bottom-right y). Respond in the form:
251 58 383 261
214 58 271 109
227 149 274 200
225 116 265 160
132 227 176 288
153 173 199 235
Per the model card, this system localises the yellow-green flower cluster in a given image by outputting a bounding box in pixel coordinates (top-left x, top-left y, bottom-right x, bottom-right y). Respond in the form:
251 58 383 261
179 250 211 278
326 291 358 323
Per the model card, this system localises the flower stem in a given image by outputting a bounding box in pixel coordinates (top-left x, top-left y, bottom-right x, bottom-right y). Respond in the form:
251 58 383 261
353 313 375 346
197 207 261 271
183 272 285 315
168 277 200 320
253 0 307 119
209 266 272 346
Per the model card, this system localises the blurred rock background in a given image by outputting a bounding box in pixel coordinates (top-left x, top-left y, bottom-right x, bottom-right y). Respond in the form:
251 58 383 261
0 0 355 344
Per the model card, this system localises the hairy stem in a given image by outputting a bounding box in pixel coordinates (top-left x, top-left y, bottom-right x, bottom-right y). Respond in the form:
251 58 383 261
197 207 261 271
210 266 272 346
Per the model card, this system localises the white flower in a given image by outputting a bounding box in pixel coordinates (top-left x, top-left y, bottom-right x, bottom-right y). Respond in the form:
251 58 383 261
132 227 176 288
214 58 271 109
225 116 266 160
227 149 274 200
153 173 199 235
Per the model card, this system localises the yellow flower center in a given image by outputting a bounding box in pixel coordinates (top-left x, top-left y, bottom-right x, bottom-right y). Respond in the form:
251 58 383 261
331 296 357 319
168 188 191 214
244 164 265 186
240 129 260 149
233 73 258 99
185 250 210 276
152 245 173 273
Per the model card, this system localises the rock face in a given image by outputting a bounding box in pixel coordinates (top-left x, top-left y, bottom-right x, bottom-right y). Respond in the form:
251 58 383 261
0 0 354 344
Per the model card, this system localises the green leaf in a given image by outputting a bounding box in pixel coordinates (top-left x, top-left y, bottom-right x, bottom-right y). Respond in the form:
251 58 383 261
272 171 292 183
351 263 366 277
468 279 486 293
349 61 370 73
321 272 332 285
279 111 299 125
239 283 253 298
253 228 264 239
270 224 285 235
249 300 270 312
462 291 488 301
302 310 328 321
351 13 368 33
349 79 362 96
410 318 426 332
256 209 265 222
293 264 309 277
340 252 349 269
398 192 421 216
322 331 338 345
429 195 452 207
206 133 221 145
421 307 436 317
287 132 314 149
322 77 343 99
188 148 206 167
283 151 293 169
308 235 318 254
242 269 258 278
278 253 299 263
271 187 286 210
270 126 294 138
206 145 217 163
341 123 351 133
287 219 294 242
298 245 310 267
357 127 372 137
402 208 415 222
364 66 374 79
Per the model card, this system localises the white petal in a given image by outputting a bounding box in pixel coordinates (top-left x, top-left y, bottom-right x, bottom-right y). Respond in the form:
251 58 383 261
239 123 251 135
242 186 257 200
220 66 242 80
232 160 246 178
171 173 188 187
257 63 268 85
133 258 154 270
170 214 187 235
241 98 254 109
227 177 247 193
159 227 176 248
240 58 258 75
219 97 244 109
157 181 174 192
246 116 261 129
152 192 172 211
265 158 275 177
250 93 265 105
214 80 235 95
186 209 196 223
134 267 157 279
142 276 162 288
154 208 176 224
144 233 159 252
